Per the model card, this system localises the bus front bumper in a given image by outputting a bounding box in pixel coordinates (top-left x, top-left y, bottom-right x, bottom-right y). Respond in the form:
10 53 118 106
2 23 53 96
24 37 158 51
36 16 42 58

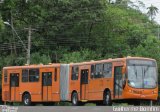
123 90 158 100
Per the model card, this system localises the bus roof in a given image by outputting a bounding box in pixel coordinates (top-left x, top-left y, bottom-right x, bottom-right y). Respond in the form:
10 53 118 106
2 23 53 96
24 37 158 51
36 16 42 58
3 57 156 69
3 63 60 70
69 56 156 66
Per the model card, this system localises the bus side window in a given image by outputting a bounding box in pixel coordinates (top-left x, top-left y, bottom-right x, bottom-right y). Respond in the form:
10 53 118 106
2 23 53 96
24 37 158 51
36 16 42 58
103 63 112 78
22 69 29 82
4 70 7 83
54 68 57 81
29 69 39 82
95 64 103 78
91 65 95 79
71 66 79 80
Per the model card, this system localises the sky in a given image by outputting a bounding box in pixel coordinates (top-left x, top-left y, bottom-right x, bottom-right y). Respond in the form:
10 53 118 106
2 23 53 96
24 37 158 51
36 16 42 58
131 0 160 24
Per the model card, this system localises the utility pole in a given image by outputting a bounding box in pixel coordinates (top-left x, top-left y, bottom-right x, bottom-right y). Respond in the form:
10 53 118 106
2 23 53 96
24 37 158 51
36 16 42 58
27 26 31 65
25 26 37 65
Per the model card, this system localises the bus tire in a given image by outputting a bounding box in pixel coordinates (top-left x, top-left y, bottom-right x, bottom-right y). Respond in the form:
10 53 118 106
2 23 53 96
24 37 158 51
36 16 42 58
71 92 79 106
103 91 112 106
22 93 31 106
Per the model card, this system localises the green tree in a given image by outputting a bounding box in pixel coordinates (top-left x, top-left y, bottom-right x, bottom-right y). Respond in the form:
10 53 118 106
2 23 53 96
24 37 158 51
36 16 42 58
147 4 159 22
30 52 51 64
60 49 101 63
0 0 159 75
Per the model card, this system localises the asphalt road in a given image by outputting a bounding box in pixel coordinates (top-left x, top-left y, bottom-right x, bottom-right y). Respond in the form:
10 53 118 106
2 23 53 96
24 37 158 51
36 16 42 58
22 106 114 112
1 105 160 112
0 106 113 112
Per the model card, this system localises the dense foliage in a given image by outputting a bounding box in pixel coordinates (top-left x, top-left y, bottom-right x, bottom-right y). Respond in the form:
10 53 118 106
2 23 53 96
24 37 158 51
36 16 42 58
0 0 160 84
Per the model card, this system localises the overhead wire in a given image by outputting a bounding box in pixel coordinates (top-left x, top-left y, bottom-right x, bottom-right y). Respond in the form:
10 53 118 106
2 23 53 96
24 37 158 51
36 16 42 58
0 23 159 50
0 18 159 36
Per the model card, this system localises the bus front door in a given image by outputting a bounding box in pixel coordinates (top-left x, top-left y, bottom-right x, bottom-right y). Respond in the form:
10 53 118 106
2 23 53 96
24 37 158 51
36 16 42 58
42 72 52 101
80 69 89 100
114 66 123 99
10 73 19 101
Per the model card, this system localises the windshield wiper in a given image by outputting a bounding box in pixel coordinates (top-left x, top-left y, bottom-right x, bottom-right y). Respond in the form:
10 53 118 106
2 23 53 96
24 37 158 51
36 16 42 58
144 66 150 77
133 64 137 79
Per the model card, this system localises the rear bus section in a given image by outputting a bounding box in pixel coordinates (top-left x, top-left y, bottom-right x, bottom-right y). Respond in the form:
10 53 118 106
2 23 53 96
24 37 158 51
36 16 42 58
2 64 61 105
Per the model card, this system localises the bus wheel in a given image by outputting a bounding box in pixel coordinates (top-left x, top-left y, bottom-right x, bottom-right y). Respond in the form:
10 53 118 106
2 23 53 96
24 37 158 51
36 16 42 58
23 93 31 106
103 91 112 106
72 92 79 106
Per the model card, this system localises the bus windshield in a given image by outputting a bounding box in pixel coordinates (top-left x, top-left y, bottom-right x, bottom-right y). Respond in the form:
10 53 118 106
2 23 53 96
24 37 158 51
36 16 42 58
127 60 157 89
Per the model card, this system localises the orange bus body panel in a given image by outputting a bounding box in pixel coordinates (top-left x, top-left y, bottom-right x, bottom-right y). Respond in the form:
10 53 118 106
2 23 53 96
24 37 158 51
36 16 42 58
68 57 158 102
2 64 61 103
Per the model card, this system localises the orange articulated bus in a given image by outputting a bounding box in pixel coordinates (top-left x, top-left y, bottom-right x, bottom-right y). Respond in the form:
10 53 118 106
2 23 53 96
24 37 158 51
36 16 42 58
2 57 158 106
